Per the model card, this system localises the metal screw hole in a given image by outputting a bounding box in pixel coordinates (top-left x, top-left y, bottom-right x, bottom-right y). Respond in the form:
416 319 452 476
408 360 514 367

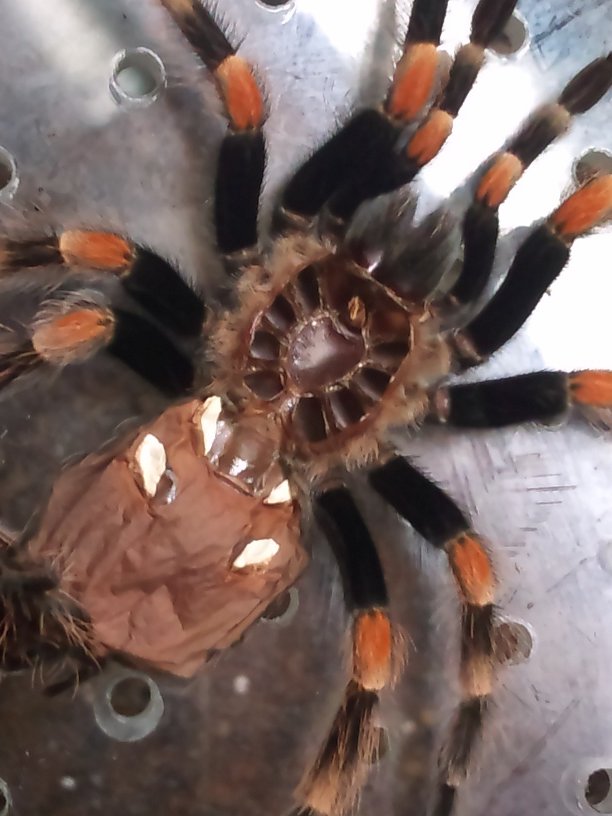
94 670 164 742
495 620 533 665
110 676 152 718
109 48 166 108
489 12 529 57
261 587 299 626
586 769 612 813
0 147 19 202
254 0 296 20
256 0 292 7
0 779 11 815
573 149 612 186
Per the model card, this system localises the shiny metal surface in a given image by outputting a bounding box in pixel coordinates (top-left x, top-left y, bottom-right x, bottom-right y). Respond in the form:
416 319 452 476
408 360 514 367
0 1 610 815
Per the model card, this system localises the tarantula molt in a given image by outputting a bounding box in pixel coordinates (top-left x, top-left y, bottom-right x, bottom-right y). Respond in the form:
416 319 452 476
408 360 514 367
0 0 611 814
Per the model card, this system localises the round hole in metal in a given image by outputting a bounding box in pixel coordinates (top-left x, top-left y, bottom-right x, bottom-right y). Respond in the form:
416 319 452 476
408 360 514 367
573 149 612 186
0 778 12 815
109 48 166 107
0 147 19 202
94 669 164 742
261 587 299 626
495 619 534 665
489 11 529 57
586 769 612 813
110 676 152 718
254 0 296 21
256 0 293 9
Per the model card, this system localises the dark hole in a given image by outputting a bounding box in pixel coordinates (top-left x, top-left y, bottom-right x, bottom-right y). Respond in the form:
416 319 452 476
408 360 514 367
110 676 152 718
574 149 612 186
494 621 533 665
586 769 612 812
0 149 15 193
258 0 291 6
261 591 292 620
0 162 12 191
0 787 8 814
490 12 528 56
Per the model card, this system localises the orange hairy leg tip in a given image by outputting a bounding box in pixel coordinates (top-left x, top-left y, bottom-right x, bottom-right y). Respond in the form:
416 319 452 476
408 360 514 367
353 609 394 691
215 55 264 131
387 43 439 121
448 534 495 606
476 152 525 208
407 109 454 165
550 175 612 239
570 370 612 406
59 231 133 270
32 308 115 360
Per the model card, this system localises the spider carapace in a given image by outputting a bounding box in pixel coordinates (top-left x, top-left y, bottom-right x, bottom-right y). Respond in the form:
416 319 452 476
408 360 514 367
217 242 448 455
1 1 611 815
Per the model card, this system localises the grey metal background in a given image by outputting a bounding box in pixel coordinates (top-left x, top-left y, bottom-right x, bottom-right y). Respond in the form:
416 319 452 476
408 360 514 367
0 1 610 815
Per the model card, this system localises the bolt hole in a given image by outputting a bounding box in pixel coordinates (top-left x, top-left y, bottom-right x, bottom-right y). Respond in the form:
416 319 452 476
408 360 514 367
256 0 292 8
110 676 152 718
494 620 533 665
573 149 612 186
0 779 11 815
489 12 529 57
94 670 164 742
586 769 612 813
0 147 19 202
110 48 166 108
254 0 296 20
261 587 299 626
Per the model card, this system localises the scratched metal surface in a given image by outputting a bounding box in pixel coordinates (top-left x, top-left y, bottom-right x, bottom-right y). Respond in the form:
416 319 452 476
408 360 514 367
0 1 610 816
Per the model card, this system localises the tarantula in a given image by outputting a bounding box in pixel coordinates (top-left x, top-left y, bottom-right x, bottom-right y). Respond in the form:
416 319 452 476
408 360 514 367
0 0 610 814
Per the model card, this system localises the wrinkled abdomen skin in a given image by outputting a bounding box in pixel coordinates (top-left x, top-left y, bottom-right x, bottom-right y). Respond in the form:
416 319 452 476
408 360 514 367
26 401 307 678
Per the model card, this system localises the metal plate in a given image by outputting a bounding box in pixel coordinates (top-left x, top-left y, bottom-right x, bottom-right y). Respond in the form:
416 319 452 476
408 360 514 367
0 1 610 815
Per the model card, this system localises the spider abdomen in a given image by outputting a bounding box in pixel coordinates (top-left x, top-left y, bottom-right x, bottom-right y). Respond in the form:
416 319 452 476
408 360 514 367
23 401 307 678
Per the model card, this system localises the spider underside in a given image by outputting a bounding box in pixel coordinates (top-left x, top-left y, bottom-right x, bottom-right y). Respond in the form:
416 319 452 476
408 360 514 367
0 1 611 816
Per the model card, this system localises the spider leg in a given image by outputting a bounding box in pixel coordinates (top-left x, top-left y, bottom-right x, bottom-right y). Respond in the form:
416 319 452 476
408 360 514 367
0 230 205 338
159 0 266 260
278 0 519 229
0 289 194 395
291 486 402 816
450 174 612 366
0 535 98 681
448 54 611 309
369 456 499 816
428 370 612 428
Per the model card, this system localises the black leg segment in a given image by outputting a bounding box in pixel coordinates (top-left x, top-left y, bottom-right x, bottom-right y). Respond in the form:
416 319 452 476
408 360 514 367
369 457 468 547
316 485 388 610
432 372 570 428
122 248 205 338
109 310 195 396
